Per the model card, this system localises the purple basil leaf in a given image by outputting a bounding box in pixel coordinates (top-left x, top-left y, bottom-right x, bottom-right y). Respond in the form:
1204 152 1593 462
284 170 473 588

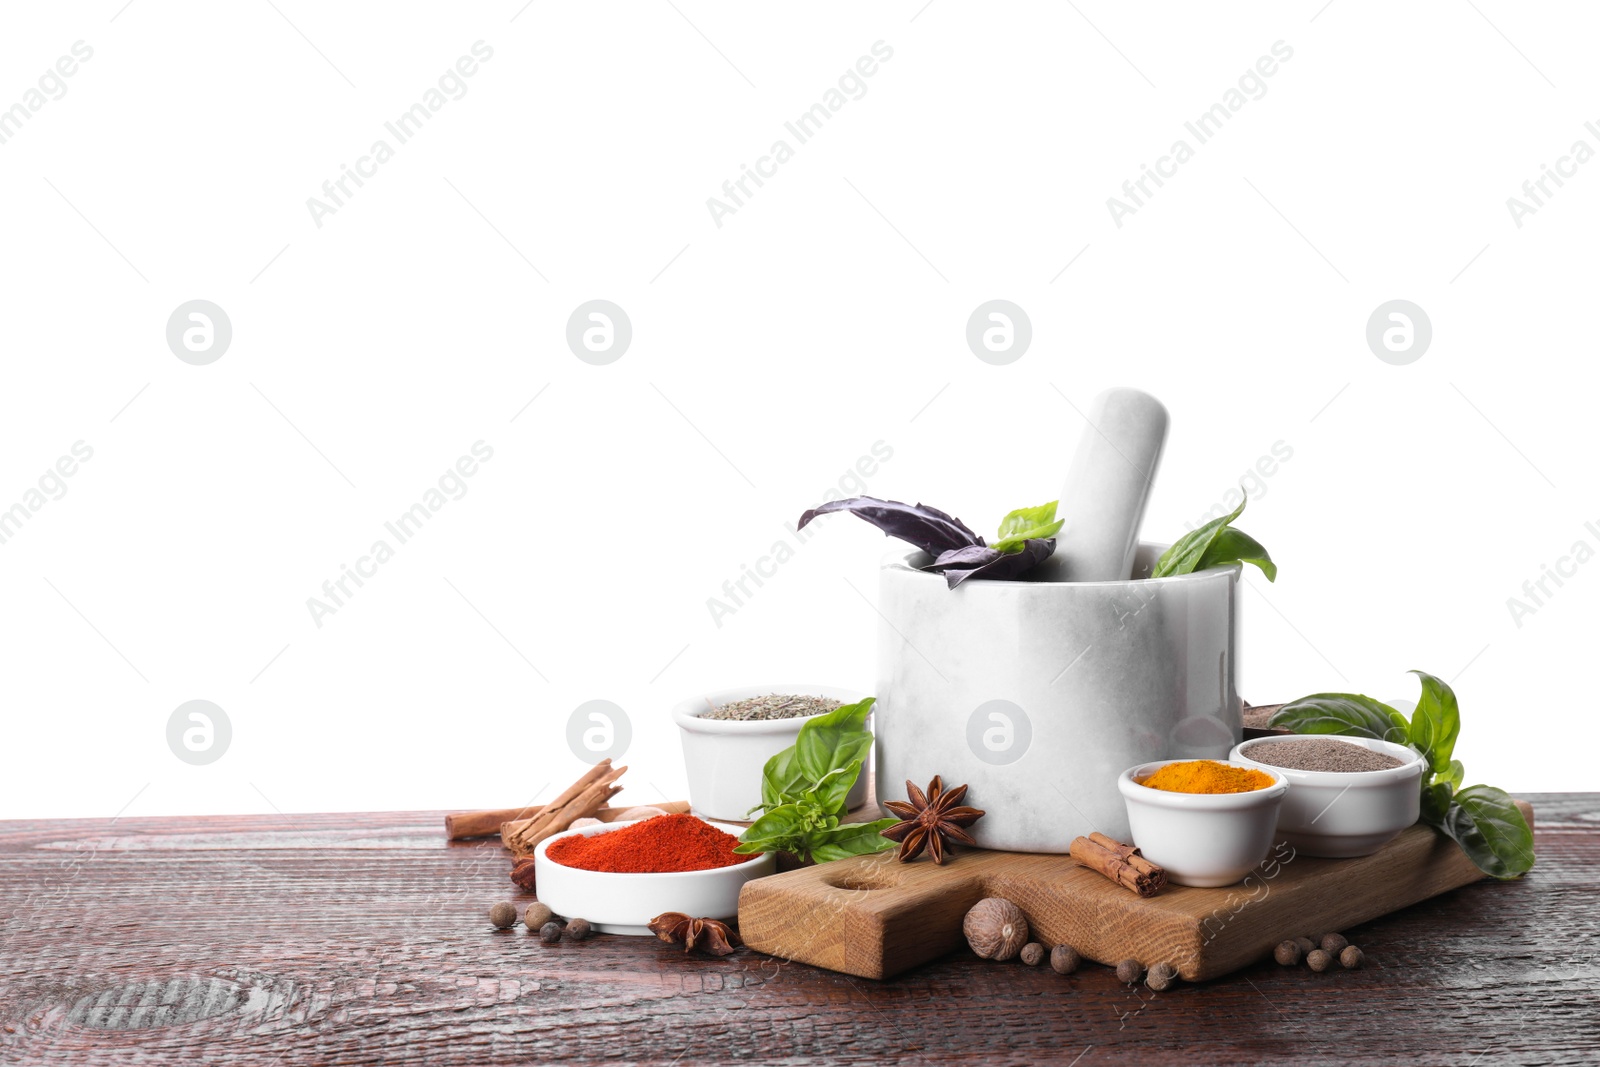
928 545 998 569
930 538 1055 589
797 496 984 556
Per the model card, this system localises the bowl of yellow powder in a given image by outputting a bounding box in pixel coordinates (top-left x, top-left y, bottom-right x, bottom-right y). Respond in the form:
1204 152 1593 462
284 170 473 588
1117 759 1289 887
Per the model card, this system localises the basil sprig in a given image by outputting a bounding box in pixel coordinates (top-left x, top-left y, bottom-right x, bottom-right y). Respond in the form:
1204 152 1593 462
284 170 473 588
735 698 898 864
1270 671 1533 878
990 501 1065 553
796 496 1061 589
1151 494 1276 581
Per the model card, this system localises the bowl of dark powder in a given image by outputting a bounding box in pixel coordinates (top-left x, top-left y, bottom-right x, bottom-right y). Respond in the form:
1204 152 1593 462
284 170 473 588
1230 735 1425 858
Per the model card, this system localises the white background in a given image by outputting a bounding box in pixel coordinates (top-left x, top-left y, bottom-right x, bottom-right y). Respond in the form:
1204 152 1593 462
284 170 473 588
2 2 1594 820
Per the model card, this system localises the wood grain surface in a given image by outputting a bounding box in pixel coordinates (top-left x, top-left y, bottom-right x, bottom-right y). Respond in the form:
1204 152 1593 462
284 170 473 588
2 796 1596 1066
739 802 1534 981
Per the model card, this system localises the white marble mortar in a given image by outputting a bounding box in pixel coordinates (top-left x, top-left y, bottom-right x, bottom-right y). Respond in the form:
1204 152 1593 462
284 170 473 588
874 543 1240 852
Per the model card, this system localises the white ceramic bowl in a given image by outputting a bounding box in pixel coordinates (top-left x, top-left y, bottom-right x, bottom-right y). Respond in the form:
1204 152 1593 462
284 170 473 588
1117 759 1289 887
532 818 775 935
672 684 868 822
1229 735 1425 858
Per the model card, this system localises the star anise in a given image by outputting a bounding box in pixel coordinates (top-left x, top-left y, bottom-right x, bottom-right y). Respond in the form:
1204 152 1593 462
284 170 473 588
881 775 985 865
647 912 742 956
509 858 538 892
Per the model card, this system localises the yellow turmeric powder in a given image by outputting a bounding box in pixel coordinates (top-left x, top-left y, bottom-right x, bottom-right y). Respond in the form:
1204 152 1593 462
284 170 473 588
1138 759 1275 794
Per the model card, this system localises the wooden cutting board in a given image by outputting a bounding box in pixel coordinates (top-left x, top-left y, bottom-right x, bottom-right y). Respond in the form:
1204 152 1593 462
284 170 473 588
738 801 1533 981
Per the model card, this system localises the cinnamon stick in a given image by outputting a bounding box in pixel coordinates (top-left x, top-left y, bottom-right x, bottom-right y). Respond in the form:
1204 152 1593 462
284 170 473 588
1070 832 1167 897
503 763 628 856
448 761 612 841
499 761 615 842
445 798 693 840
503 784 622 856
541 760 615 818
445 803 545 840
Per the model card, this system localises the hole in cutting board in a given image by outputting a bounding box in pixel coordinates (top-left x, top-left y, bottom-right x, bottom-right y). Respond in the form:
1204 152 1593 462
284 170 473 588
818 871 897 891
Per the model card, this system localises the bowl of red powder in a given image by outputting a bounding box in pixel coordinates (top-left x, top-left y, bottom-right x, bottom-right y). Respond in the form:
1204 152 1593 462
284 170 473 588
533 813 775 935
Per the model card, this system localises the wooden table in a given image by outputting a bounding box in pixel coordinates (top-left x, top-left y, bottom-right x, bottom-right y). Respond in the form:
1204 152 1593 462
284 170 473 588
2 795 1595 1065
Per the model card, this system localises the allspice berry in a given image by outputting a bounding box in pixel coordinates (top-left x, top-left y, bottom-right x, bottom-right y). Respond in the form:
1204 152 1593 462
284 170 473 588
1340 945 1364 970
1320 933 1349 956
523 903 553 930
1020 943 1045 966
1146 962 1178 992
567 918 593 941
1293 936 1316 956
538 921 563 944
962 898 1029 961
1305 949 1332 973
1115 959 1143 984
488 902 517 929
1274 940 1302 966
1050 944 1081 975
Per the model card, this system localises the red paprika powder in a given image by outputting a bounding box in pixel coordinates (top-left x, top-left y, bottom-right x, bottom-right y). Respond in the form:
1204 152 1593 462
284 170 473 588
545 813 748 874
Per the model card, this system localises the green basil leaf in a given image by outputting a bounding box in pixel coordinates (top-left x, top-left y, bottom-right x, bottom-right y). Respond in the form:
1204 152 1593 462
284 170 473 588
992 501 1063 553
1437 786 1534 879
1436 759 1465 792
806 818 899 863
794 698 875 786
997 501 1058 541
1152 496 1246 578
758 745 807 813
809 760 862 814
1196 526 1277 582
1269 693 1410 744
1408 670 1461 777
737 804 809 852
1419 781 1454 826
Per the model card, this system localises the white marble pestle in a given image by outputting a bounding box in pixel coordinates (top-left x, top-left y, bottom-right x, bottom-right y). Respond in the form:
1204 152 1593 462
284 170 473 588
1052 388 1170 582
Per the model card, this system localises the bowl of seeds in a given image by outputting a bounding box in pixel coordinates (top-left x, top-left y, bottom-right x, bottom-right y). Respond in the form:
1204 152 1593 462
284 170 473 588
673 685 868 821
1229 735 1425 858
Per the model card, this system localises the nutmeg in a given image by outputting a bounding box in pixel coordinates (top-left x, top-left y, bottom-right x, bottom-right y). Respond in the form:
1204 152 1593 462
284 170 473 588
1320 932 1349 956
962 898 1029 961
1274 939 1302 966
1305 948 1332 972
1340 945 1364 969
617 805 669 820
